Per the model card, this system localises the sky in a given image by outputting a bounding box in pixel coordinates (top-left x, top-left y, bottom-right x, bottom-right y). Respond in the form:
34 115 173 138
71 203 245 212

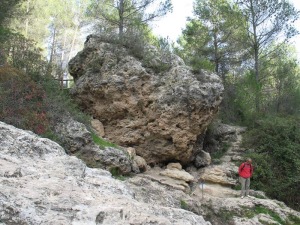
291 0 300 58
151 0 300 59
151 0 193 42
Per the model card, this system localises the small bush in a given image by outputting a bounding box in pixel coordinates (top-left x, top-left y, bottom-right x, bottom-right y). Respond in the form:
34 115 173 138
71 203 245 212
0 67 49 134
180 199 188 210
109 167 126 180
0 29 90 142
211 142 231 162
288 215 300 225
242 206 285 224
0 65 90 147
94 31 173 74
91 132 119 149
242 116 300 211
254 206 284 224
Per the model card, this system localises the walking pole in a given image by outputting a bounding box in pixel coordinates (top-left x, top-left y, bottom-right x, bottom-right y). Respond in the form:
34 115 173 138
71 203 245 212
200 178 204 199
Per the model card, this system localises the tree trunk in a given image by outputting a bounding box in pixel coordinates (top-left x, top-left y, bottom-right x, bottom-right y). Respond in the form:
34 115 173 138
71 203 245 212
118 0 125 37
250 0 260 112
213 28 219 75
46 26 57 76
276 79 282 113
254 45 260 112
68 25 78 61
25 0 30 38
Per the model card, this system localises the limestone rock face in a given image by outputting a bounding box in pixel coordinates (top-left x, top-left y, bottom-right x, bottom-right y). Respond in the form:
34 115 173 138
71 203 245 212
68 35 224 165
126 172 300 225
54 116 132 174
1 122 300 225
194 150 211 167
160 168 194 182
0 121 210 225
200 164 237 186
91 118 105 137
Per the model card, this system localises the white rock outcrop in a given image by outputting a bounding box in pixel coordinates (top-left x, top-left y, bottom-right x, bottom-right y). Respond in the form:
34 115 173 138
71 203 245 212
0 121 210 225
54 116 132 174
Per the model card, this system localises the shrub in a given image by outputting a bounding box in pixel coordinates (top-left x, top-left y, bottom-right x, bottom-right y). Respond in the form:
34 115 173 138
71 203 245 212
91 132 119 149
109 167 127 180
0 67 49 134
93 31 173 74
0 30 90 139
0 65 90 145
210 142 231 162
180 199 188 210
242 116 300 210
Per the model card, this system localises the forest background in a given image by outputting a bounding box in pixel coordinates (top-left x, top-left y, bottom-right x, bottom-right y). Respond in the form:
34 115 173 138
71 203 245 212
0 0 299 211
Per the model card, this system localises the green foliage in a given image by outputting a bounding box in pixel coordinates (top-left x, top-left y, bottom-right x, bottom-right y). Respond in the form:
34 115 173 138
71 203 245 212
91 132 119 149
109 167 127 180
0 67 49 134
242 205 285 224
0 66 88 137
288 214 300 225
255 206 284 224
141 37 173 73
0 0 22 26
209 142 231 164
175 19 215 72
229 70 262 126
206 204 292 225
259 44 300 115
217 209 235 223
121 27 152 59
85 4 175 75
237 0 299 112
0 33 90 149
8 0 89 80
177 0 300 125
180 199 188 210
109 167 121 177
0 28 47 74
87 0 172 36
175 0 247 76
220 44 300 125
242 116 300 210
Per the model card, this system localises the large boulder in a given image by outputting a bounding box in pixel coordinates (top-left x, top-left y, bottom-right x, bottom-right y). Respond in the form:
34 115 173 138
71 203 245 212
0 121 210 225
68 35 224 166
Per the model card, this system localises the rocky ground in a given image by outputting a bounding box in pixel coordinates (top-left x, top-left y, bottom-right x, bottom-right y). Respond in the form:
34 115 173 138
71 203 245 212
126 124 246 198
125 125 300 225
0 121 209 225
0 121 300 225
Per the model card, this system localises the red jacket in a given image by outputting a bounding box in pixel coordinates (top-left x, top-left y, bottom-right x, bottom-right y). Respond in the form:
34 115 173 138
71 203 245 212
239 162 253 178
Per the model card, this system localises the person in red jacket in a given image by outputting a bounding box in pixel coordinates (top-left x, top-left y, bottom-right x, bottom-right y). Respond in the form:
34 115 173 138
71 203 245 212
238 158 253 198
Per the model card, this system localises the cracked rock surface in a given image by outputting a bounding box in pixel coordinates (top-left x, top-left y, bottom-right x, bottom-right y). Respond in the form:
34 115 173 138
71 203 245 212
68 36 223 166
0 121 210 225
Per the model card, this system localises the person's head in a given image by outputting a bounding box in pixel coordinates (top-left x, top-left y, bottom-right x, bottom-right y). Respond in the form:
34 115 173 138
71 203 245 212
246 158 252 164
